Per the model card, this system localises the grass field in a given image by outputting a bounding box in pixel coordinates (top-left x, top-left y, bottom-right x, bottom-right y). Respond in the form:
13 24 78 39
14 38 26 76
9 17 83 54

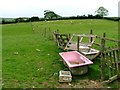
2 19 119 88
33 19 118 39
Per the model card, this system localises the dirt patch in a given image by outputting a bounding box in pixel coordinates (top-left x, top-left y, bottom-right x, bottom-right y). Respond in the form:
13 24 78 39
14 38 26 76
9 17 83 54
47 73 105 88
56 79 104 88
42 82 51 87
73 79 104 88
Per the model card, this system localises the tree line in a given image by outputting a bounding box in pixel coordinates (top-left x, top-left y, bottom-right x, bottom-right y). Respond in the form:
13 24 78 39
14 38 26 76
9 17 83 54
1 6 120 24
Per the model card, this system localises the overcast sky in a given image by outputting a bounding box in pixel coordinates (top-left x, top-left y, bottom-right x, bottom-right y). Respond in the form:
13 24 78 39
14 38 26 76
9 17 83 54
0 0 120 18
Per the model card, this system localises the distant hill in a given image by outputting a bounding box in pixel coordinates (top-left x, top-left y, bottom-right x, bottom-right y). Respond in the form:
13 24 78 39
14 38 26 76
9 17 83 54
1 18 15 21
0 18 16 24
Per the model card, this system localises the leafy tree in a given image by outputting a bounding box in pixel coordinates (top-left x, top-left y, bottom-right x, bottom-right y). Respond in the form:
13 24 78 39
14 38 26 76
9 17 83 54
88 14 93 18
44 10 61 20
29 16 39 21
95 6 108 17
94 14 102 19
2 19 5 24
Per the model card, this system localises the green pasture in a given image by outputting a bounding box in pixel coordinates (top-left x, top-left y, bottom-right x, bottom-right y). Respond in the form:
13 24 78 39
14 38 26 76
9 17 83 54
2 19 119 88
33 19 118 39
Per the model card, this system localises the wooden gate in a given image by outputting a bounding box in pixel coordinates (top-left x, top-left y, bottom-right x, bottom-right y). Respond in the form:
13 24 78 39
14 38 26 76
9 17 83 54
100 33 120 83
53 31 71 49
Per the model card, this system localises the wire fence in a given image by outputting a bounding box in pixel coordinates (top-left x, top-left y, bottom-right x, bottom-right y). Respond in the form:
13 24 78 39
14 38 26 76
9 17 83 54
31 22 58 40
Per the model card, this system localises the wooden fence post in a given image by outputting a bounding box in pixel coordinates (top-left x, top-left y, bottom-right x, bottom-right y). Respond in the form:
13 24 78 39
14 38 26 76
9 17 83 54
57 29 59 33
118 36 120 78
41 28 43 36
115 48 120 77
38 26 40 33
30 21 34 33
108 47 112 78
90 29 93 43
77 36 80 52
112 49 116 76
48 27 51 40
101 33 106 81
39 27 41 36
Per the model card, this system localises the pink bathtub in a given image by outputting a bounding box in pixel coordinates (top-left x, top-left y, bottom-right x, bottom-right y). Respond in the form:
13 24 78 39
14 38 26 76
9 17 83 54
59 51 93 75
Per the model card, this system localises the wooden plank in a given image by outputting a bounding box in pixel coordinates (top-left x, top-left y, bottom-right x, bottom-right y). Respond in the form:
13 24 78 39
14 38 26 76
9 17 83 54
97 36 120 43
91 52 101 60
102 75 118 84
73 34 97 38
93 43 101 46
103 47 119 54
58 33 68 36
